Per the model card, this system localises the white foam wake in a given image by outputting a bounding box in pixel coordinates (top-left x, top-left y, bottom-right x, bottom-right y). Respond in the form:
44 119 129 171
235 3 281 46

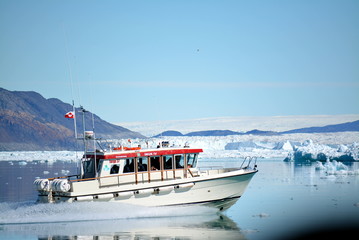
0 201 218 225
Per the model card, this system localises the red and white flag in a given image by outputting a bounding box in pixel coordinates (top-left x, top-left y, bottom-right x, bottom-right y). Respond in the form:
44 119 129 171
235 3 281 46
64 111 75 119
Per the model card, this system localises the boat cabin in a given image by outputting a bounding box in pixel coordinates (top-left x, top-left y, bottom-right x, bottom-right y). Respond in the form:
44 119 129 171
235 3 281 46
80 147 203 186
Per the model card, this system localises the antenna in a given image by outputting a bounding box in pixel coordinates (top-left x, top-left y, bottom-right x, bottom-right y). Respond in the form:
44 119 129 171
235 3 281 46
79 106 88 149
89 78 98 176
63 26 74 102
63 25 81 176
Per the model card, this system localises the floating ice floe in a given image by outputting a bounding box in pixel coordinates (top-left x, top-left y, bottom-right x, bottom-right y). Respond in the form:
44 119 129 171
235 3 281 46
284 140 358 162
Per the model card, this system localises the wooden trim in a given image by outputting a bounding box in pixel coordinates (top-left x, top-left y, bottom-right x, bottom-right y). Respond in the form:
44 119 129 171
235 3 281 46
184 154 187 178
160 155 164 181
134 157 138 184
69 164 195 184
147 156 151 183
187 168 194 177
172 154 176 179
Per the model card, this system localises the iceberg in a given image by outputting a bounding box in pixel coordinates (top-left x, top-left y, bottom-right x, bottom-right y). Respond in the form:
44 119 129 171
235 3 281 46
315 160 359 175
273 140 294 151
284 140 358 162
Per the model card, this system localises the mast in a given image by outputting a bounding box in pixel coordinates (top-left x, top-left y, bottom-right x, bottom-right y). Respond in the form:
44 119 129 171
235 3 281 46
91 108 97 176
72 100 78 139
79 105 98 177
80 106 87 151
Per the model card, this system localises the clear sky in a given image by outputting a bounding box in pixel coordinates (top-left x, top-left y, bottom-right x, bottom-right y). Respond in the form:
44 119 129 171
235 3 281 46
1 0 358 123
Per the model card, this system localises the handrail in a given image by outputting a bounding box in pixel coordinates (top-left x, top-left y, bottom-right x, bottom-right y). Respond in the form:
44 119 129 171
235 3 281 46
69 167 193 183
240 156 251 169
197 165 223 170
239 156 258 170
48 174 79 181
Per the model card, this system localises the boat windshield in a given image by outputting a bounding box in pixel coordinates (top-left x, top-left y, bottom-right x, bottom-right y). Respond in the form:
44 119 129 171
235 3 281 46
82 158 99 179
186 153 198 168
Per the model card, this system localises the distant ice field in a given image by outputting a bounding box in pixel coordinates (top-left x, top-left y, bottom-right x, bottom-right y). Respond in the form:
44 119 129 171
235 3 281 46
115 114 359 137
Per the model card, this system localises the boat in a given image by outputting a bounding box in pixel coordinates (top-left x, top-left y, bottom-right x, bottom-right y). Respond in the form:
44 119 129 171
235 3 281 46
34 141 257 210
33 109 258 211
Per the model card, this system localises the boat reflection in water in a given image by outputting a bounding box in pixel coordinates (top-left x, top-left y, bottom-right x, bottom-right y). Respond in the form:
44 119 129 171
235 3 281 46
2 211 246 240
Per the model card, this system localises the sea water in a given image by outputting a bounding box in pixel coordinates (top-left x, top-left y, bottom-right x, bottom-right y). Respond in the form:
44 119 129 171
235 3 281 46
0 157 358 240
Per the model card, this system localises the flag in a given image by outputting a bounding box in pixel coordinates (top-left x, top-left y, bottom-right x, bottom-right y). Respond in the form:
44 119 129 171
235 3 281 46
65 111 75 119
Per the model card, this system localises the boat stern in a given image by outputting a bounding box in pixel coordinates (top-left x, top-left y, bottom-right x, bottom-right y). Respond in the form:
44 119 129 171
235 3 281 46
33 178 73 203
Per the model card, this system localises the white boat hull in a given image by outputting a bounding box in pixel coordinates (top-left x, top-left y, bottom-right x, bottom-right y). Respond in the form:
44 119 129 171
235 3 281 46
38 169 257 210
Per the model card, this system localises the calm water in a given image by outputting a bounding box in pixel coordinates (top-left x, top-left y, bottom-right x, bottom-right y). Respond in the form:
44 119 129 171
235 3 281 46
0 157 358 240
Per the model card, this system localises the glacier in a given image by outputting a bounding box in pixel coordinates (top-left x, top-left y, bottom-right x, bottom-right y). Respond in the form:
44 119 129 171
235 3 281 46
0 132 357 162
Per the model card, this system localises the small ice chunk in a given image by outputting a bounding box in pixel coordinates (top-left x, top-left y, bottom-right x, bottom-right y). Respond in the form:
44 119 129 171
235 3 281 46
258 213 270 218
315 161 326 170
337 145 348 153
61 169 70 175
253 213 270 218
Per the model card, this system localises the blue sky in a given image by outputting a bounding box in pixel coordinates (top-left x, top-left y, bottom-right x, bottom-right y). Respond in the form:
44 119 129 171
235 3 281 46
1 0 358 123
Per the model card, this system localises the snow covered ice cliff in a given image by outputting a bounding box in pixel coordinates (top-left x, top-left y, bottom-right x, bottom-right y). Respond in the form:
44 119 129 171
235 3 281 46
0 132 358 162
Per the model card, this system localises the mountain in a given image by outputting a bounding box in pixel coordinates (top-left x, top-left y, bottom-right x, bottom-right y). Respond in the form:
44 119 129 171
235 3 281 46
153 130 184 137
282 120 359 134
0 88 144 151
154 120 359 137
156 129 278 137
185 130 242 137
244 129 278 135
118 115 359 137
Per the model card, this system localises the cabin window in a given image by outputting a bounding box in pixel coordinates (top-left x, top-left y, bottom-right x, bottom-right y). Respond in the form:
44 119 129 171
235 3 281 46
163 155 173 169
137 157 148 172
186 153 198 168
123 158 135 173
110 164 120 174
174 154 184 169
150 156 160 171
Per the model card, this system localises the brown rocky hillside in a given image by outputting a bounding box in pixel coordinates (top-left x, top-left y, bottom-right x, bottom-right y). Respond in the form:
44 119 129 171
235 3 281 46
0 88 144 150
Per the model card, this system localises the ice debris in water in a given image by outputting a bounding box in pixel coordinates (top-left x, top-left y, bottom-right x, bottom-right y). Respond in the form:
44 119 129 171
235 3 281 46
0 151 77 162
61 169 70 175
252 213 270 218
